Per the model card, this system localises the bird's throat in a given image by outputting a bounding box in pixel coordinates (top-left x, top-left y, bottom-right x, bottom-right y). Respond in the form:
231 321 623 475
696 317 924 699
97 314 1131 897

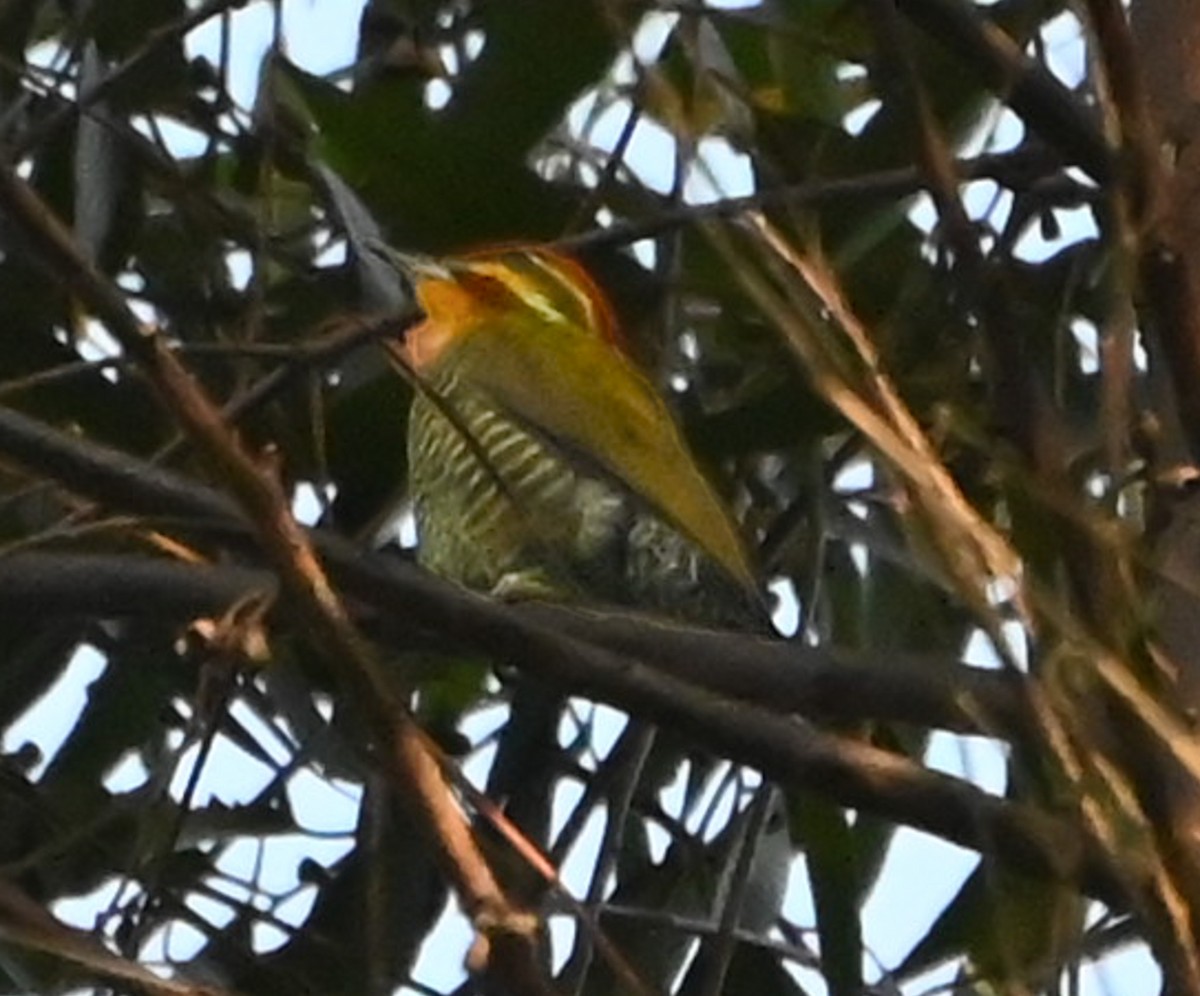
404 279 484 370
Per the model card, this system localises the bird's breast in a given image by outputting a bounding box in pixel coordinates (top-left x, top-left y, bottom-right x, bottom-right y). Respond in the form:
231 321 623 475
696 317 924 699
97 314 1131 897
406 373 764 628
406 378 627 596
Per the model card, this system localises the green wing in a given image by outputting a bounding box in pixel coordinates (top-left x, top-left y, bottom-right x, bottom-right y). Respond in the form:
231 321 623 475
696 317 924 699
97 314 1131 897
449 317 756 589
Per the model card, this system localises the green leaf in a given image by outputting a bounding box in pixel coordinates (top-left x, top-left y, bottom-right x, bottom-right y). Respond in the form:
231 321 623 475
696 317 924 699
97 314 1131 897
793 793 863 996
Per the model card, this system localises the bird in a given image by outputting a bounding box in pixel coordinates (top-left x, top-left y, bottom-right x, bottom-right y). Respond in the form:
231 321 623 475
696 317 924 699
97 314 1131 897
379 243 761 627
376 239 766 852
375 241 783 989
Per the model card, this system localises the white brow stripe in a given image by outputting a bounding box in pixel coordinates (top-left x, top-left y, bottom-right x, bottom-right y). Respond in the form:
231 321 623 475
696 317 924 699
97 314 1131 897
527 252 598 329
475 259 570 326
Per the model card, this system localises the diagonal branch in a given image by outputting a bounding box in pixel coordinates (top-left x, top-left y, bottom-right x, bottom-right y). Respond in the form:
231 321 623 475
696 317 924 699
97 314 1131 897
896 0 1112 181
0 408 1119 905
0 161 552 995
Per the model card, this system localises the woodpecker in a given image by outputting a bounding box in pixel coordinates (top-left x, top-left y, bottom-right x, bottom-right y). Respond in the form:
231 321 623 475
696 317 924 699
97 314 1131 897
382 244 760 628
378 243 767 879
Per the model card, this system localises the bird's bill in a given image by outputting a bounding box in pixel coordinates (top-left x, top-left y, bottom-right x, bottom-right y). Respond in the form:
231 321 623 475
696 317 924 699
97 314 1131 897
364 240 457 283
364 242 465 370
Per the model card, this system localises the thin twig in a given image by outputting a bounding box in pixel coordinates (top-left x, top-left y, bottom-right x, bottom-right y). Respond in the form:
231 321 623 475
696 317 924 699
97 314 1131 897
9 0 248 159
0 160 552 995
561 147 1086 254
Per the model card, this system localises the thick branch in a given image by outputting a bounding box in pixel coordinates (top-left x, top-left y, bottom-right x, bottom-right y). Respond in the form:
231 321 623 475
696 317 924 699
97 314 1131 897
566 147 1089 253
0 551 1119 902
0 402 1116 903
0 544 1028 740
0 163 551 995
897 0 1112 181
0 553 275 617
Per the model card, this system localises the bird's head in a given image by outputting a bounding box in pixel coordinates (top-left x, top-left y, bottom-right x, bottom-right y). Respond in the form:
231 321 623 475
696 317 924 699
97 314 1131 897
375 244 622 373
371 240 758 591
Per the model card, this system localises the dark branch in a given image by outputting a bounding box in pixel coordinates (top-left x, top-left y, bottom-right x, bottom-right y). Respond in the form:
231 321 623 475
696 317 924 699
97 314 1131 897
0 403 1121 902
896 0 1112 182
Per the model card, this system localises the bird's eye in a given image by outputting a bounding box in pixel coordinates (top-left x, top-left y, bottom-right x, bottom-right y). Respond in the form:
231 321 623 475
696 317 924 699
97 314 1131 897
458 271 517 307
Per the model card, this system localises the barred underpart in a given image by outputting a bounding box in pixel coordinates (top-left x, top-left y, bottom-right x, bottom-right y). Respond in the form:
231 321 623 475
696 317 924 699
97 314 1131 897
408 373 759 628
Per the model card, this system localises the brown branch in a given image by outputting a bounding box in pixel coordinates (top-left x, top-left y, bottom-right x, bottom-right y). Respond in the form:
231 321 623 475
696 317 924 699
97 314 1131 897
515 604 1029 738
7 0 246 159
0 400 1029 741
563 147 1087 254
896 0 1112 181
0 544 1027 742
0 552 275 616
1079 5 1200 991
0 540 1117 910
0 163 551 995
0 386 1028 743
0 878 230 996
1099 4 1200 465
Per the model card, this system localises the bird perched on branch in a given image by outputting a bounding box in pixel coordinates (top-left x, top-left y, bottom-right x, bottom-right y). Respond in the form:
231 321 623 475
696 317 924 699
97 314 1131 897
376 241 765 831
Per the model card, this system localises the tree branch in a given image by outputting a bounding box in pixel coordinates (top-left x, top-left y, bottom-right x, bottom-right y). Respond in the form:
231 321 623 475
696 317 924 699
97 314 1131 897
0 540 1118 906
896 0 1112 181
0 162 553 996
0 541 1029 741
